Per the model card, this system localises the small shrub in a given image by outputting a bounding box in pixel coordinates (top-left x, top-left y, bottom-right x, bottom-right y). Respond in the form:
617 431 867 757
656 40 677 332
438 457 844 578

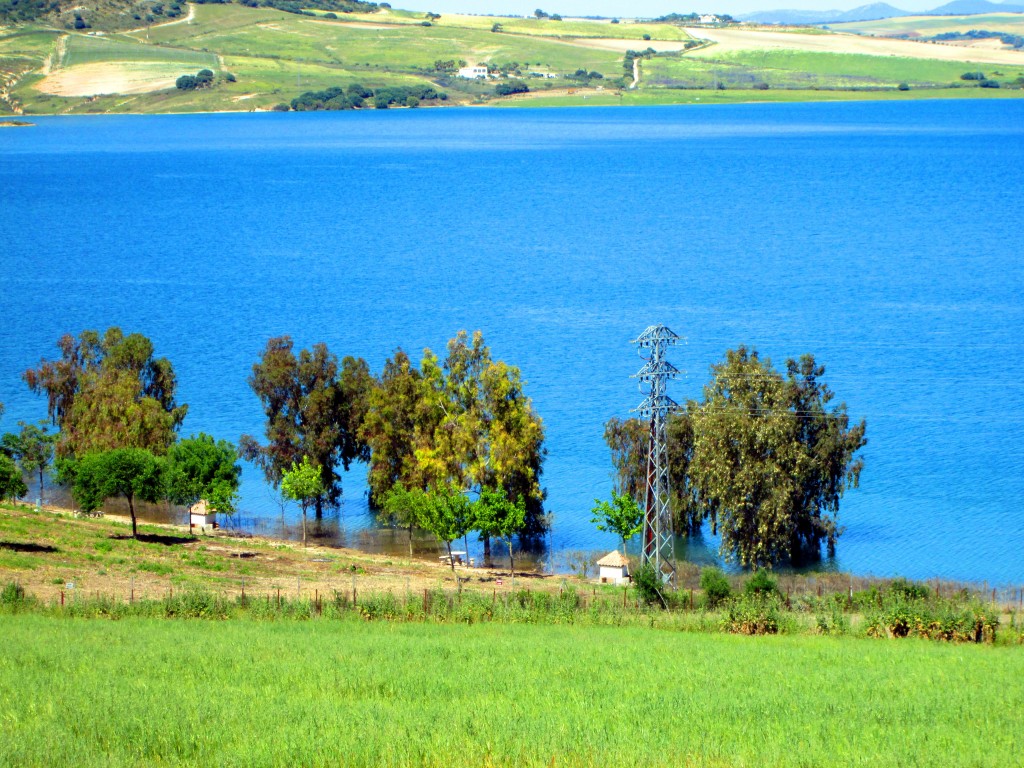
724 595 782 635
1 581 26 605
744 569 780 599
700 567 732 608
888 578 929 600
138 561 173 576
898 82 909 91
272 103 290 111
632 563 667 606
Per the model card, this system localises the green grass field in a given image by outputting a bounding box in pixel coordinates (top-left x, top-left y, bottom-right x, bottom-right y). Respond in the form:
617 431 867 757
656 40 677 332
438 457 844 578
61 33 218 68
0 614 1021 766
646 48 1024 90
832 13 1024 37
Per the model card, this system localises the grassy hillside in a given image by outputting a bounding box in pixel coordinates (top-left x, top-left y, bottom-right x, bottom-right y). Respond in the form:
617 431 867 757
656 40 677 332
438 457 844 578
1 614 1022 766
832 12 1024 36
1 5 1023 115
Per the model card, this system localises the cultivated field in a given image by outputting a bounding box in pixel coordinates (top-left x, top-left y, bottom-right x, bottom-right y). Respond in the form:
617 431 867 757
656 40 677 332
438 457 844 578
685 25 1024 66
0 614 1022 766
833 12 1024 38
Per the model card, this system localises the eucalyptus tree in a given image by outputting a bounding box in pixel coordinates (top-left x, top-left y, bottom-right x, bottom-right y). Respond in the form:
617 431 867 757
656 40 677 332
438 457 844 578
689 347 866 567
362 331 547 540
240 336 371 518
24 328 187 458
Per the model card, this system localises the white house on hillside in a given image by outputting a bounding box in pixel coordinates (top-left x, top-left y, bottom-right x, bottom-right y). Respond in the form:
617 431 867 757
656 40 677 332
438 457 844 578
458 65 489 79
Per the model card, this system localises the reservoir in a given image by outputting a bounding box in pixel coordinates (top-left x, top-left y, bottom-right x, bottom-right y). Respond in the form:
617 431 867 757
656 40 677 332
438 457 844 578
1 100 1022 583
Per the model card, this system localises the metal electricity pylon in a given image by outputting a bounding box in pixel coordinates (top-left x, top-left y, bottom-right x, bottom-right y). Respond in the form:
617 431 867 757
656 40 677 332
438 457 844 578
631 324 681 588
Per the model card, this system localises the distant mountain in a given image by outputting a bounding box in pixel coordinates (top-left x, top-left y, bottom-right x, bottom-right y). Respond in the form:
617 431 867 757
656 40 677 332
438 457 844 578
739 3 908 24
738 0 1024 24
928 0 1024 13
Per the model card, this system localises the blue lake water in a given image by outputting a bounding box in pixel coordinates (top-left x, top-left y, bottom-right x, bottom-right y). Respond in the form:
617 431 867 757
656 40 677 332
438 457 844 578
1 100 1022 583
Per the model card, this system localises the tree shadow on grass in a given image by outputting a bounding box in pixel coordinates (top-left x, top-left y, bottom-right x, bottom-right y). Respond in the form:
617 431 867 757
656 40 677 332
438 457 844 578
0 541 58 553
109 533 195 546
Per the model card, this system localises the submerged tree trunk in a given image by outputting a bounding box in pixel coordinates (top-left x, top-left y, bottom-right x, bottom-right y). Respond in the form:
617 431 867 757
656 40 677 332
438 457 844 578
302 505 308 548
38 467 45 507
508 540 514 583
408 524 414 558
483 534 491 560
446 540 455 573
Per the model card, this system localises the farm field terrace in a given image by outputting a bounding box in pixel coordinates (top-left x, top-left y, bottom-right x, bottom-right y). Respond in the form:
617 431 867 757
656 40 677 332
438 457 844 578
0 614 1022 767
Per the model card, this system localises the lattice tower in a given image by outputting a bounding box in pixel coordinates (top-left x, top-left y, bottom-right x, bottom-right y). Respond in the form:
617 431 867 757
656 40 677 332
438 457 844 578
631 324 681 588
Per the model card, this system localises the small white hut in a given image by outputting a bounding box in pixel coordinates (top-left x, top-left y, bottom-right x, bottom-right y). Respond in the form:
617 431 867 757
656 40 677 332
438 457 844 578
189 499 218 533
597 550 630 585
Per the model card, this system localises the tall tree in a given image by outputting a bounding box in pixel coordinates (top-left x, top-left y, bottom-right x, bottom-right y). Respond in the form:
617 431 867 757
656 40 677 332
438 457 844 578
165 433 242 515
24 328 186 457
689 347 866 567
72 448 164 538
1 421 58 505
603 414 699 534
280 456 324 548
240 337 371 518
361 349 439 505
0 455 27 503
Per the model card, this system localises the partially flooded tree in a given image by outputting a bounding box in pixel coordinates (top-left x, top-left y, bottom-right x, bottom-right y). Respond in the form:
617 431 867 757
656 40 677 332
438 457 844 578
240 337 371 518
1 421 58 505
418 483 475 573
362 331 547 544
474 485 527 578
165 433 242 515
689 348 866 567
24 328 187 458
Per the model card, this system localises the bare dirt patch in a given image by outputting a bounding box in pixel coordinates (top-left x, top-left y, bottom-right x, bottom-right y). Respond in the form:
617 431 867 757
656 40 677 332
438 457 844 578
36 61 185 96
561 37 692 53
685 26 1024 65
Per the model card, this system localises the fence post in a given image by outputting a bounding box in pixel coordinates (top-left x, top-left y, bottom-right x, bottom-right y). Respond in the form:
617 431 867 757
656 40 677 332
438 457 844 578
277 587 281 609
130 576 134 605
623 587 628 609
61 590 64 608
352 574 357 606
423 588 429 615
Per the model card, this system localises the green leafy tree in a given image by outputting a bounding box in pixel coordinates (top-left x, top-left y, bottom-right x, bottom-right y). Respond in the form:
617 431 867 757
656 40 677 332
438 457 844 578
1 421 58 505
590 492 642 553
280 456 325 547
72 448 165 538
362 332 547 544
689 347 866 567
474 485 527 577
0 452 27 502
604 414 700 534
382 483 431 557
419 484 474 573
240 337 371 518
165 433 242 515
24 328 187 458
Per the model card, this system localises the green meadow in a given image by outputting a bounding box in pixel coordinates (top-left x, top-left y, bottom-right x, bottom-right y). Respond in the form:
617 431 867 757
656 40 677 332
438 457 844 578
645 48 1024 90
832 13 1024 37
0 614 1021 767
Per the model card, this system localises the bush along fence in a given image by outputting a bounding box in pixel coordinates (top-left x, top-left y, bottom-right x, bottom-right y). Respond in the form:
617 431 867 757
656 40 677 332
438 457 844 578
1 577 1019 645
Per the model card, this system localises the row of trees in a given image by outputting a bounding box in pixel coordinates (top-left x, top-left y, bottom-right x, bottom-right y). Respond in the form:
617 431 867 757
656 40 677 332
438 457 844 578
285 84 447 112
8 328 547 556
604 347 866 568
14 328 241 538
240 331 548 557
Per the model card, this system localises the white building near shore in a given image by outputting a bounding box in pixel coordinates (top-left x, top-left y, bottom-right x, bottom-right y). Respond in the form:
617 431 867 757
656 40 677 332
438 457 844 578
458 65 489 79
